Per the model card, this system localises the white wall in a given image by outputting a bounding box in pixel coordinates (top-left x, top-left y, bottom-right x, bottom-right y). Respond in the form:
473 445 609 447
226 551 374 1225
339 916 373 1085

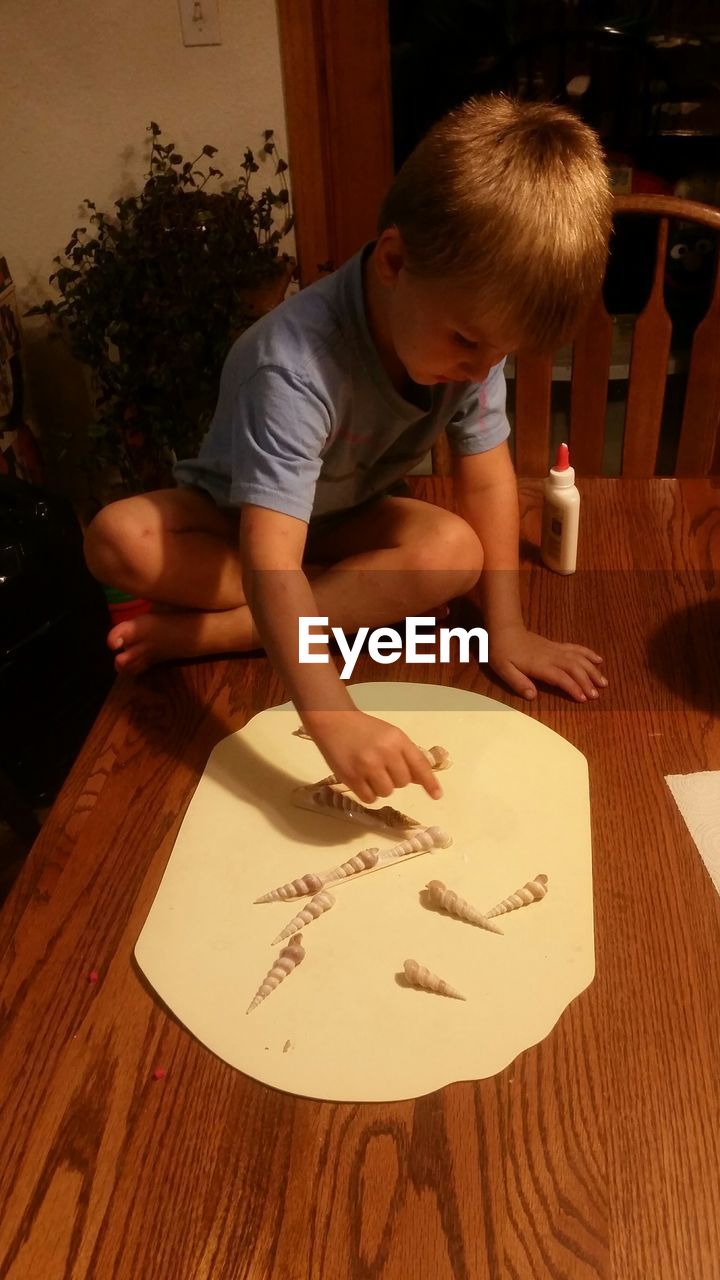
0 0 291 497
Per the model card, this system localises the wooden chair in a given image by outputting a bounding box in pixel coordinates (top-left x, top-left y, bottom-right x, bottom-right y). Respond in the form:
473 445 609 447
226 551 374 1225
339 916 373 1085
432 195 720 478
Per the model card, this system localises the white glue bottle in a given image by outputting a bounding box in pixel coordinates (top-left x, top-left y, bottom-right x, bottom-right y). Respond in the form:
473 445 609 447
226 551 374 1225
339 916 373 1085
541 442 580 574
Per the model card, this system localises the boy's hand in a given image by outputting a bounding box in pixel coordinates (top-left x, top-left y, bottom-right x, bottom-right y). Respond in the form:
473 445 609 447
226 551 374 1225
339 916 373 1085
304 709 443 804
489 623 607 703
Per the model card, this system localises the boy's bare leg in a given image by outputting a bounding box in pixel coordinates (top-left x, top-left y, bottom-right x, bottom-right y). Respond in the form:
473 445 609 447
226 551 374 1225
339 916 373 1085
84 487 482 674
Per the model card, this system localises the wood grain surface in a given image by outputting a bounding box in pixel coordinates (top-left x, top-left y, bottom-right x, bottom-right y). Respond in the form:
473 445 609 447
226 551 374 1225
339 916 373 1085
1 479 719 1280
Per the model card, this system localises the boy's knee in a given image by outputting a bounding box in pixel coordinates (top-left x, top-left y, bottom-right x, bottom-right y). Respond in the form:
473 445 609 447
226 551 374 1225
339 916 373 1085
83 500 150 589
406 512 483 592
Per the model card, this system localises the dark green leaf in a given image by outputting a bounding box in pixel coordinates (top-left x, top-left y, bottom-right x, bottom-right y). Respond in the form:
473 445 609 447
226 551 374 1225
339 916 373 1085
35 121 293 491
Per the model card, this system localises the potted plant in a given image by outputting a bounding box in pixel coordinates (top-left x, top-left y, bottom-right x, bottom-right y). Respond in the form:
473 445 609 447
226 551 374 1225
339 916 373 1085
27 122 295 503
26 122 295 625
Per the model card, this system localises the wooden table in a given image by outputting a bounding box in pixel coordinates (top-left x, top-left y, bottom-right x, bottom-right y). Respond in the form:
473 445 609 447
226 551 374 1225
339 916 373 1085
1 478 719 1280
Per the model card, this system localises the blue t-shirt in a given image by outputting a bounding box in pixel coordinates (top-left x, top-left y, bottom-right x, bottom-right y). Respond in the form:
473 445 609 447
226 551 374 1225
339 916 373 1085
173 242 510 522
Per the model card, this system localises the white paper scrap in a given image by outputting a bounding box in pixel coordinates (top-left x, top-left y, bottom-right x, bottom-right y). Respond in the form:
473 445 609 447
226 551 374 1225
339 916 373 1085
665 772 720 896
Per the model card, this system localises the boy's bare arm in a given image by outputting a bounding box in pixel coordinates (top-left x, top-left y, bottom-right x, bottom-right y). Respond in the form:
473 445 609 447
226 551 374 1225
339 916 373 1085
453 442 524 632
453 444 606 702
239 505 441 802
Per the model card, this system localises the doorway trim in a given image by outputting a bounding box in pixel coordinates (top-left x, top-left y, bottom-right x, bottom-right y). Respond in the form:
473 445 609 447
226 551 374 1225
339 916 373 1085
276 0 394 285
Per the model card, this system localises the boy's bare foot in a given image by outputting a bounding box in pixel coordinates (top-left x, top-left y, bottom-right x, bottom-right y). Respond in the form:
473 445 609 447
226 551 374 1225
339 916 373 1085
106 601 453 676
107 606 256 675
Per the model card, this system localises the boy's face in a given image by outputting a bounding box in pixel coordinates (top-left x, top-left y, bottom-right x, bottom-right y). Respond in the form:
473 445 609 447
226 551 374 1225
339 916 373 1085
367 229 523 389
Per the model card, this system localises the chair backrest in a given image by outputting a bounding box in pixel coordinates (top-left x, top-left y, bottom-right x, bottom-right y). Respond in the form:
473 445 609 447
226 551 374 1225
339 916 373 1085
432 195 720 478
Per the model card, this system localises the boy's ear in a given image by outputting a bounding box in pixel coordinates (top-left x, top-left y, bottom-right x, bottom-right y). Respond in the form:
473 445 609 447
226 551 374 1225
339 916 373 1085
374 226 408 287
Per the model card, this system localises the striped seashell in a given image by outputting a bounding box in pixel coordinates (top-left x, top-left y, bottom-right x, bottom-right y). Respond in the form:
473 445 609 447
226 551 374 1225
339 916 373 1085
292 784 422 837
254 853 379 904
426 745 451 771
246 934 305 1013
373 826 452 870
423 879 503 935
403 958 466 1001
254 871 324 904
320 847 380 885
314 744 452 793
416 825 453 850
485 874 549 919
271 891 336 945
321 826 451 886
254 828 452 906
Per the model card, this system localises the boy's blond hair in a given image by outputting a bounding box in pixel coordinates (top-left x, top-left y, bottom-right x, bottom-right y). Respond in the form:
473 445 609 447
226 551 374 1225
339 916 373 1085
378 95 612 351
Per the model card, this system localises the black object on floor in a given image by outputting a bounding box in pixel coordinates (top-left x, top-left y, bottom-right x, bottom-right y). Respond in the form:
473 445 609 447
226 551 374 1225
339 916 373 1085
0 474 114 807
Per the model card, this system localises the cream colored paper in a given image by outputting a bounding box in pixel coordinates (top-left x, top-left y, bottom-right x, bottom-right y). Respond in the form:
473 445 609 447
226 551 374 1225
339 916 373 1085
135 683 594 1101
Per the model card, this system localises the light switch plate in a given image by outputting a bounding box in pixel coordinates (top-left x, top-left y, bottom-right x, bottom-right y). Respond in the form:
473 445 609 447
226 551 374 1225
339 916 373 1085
178 0 222 47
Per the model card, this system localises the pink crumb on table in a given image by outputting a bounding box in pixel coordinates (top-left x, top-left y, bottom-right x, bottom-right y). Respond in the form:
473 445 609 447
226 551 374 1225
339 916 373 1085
88 970 99 983
152 1067 167 1080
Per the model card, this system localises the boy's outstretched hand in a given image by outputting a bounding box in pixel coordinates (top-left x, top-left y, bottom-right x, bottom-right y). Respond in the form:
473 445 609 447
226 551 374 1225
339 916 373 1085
489 623 608 703
304 708 442 805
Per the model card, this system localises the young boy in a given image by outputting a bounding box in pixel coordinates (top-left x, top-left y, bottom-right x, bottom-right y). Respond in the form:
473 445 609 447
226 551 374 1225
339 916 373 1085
84 95 612 804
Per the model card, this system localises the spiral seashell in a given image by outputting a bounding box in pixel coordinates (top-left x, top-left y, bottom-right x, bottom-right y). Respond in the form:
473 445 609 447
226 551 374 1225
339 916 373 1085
420 826 453 850
403 958 466 1001
426 745 451 771
313 744 452 793
246 934 305 1013
253 852 379 904
313 774 352 795
373 826 452 870
320 826 451 887
292 784 422 836
254 871 324 904
254 826 452 906
485 874 549 918
271 891 336 944
374 803 427 830
423 879 503 935
320 847 380 885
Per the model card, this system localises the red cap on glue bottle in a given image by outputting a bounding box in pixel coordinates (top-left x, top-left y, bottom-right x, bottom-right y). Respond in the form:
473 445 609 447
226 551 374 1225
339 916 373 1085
548 442 575 488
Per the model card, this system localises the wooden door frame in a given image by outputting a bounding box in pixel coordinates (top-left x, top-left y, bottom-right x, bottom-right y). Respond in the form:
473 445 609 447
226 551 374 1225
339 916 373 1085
276 0 394 286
